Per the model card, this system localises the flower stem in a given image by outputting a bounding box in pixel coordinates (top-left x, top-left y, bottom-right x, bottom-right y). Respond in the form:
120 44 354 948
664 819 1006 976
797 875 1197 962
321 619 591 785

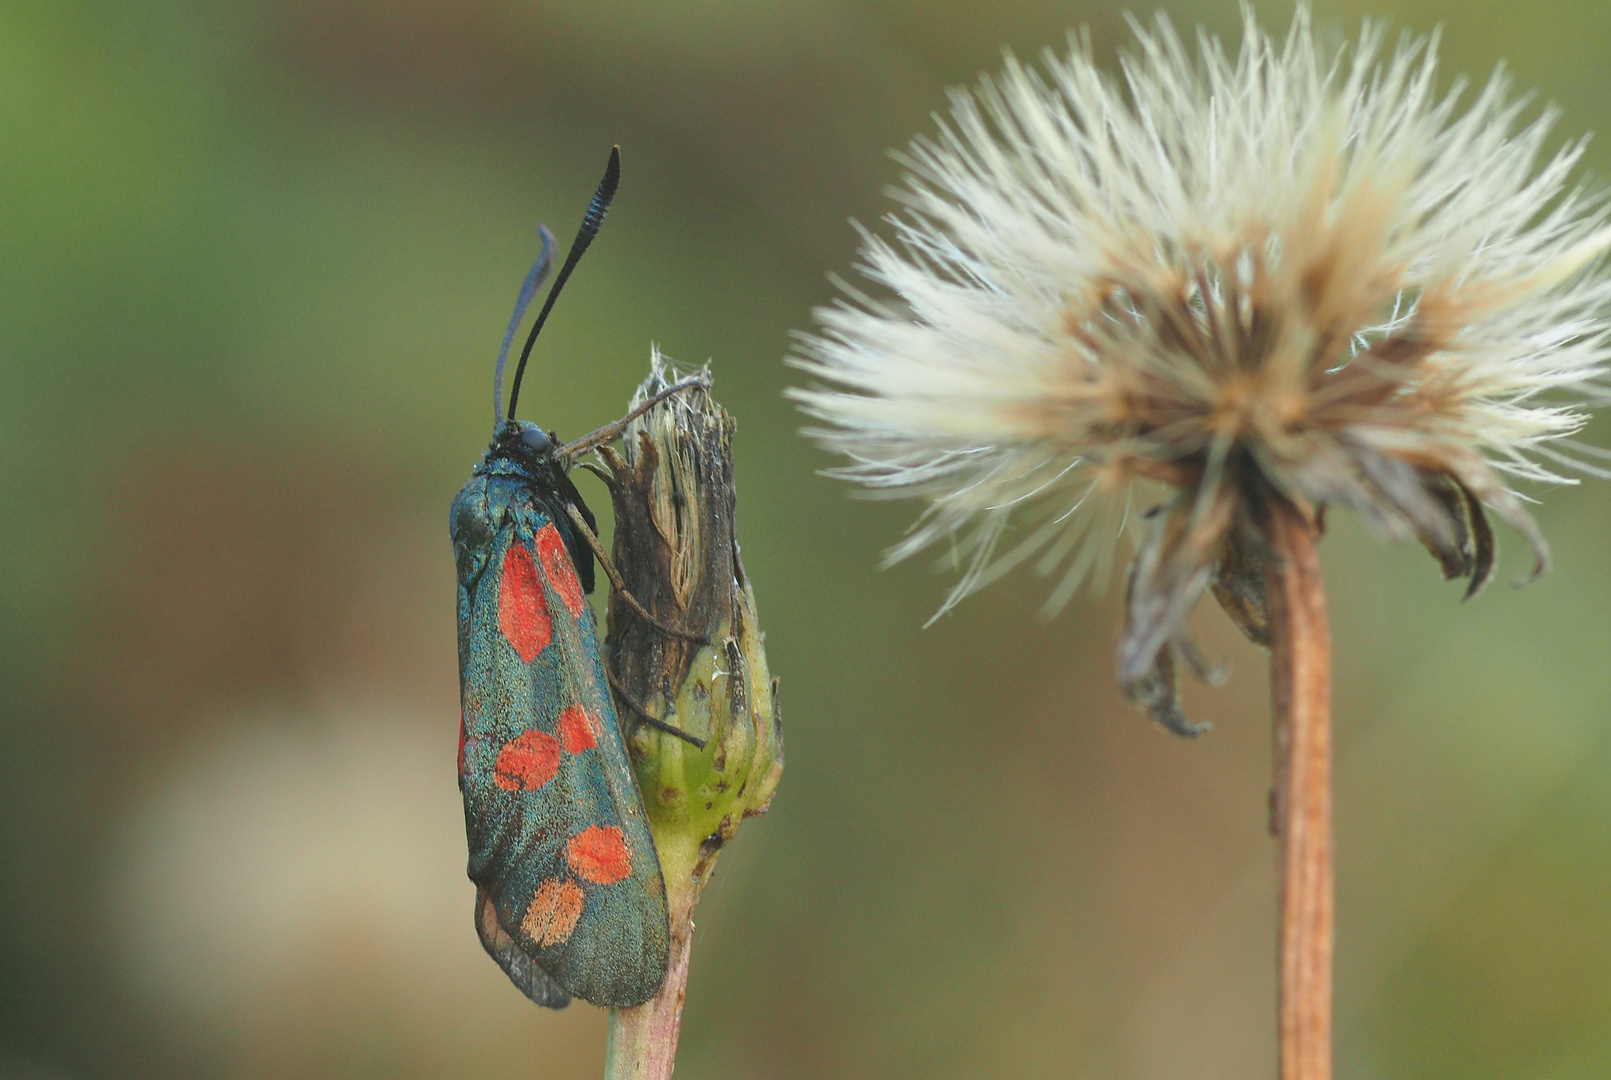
602 889 695 1080
1265 498 1333 1080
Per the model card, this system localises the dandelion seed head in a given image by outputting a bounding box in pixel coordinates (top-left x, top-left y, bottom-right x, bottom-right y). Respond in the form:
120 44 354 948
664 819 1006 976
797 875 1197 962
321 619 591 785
789 6 1611 723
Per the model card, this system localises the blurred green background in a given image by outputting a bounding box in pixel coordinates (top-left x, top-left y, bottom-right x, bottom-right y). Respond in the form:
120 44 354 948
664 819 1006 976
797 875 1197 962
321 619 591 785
5 1 1611 1077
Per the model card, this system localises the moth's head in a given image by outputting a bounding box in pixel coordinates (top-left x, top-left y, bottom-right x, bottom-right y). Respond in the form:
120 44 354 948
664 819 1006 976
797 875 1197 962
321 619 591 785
513 420 552 455
489 418 558 467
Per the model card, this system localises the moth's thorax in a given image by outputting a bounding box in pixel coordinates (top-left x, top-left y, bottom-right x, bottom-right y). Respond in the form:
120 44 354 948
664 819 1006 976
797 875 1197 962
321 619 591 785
456 429 557 523
452 421 597 598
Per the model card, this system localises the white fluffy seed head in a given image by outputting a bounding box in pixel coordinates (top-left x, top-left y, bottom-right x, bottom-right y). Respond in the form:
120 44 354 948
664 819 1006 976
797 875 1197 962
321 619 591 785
790 6 1611 632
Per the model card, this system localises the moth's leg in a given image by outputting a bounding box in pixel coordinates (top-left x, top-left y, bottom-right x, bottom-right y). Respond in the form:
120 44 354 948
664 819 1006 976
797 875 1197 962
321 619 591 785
562 502 709 644
576 460 613 485
558 375 709 461
604 667 707 749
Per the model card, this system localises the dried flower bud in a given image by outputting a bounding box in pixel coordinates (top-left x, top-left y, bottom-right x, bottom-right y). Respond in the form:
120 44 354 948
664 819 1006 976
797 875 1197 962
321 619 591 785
600 352 782 909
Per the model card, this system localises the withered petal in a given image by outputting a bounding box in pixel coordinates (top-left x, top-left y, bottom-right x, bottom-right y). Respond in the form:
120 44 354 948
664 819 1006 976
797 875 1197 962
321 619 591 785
1345 439 1463 555
1117 493 1225 688
1121 644 1210 738
1410 470 1474 582
1176 634 1228 686
1210 515 1271 648
1460 482 1497 600
1446 457 1551 585
1283 442 1410 543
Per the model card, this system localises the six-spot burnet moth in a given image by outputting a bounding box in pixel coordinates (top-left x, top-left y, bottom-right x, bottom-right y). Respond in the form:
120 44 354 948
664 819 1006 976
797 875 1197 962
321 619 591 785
451 147 704 1009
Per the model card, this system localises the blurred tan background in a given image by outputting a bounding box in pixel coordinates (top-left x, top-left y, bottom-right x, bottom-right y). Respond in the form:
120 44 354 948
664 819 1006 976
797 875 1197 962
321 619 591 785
5 1 1611 1077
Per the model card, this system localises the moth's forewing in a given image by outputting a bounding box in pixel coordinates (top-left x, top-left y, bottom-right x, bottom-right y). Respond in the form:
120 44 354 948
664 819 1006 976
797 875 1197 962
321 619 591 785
453 468 670 1008
475 886 572 1008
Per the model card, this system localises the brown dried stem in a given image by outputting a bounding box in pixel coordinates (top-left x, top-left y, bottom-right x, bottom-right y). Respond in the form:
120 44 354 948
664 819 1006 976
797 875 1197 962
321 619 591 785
1265 497 1334 1080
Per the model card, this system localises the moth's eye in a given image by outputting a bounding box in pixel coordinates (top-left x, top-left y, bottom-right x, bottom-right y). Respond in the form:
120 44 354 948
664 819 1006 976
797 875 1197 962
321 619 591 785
519 423 551 453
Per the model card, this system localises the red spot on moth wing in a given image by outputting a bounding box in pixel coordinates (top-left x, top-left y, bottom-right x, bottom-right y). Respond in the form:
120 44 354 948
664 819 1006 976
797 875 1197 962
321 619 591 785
522 878 585 947
558 704 599 754
565 825 633 885
494 729 561 791
499 543 553 662
535 522 587 618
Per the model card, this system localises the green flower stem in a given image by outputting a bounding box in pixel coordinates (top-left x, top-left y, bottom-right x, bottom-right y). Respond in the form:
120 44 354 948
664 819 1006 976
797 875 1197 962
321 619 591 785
602 867 696 1080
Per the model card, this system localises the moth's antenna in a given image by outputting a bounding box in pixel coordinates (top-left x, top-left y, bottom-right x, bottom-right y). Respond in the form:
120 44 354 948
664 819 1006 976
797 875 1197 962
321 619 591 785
506 145 622 422
493 226 556 426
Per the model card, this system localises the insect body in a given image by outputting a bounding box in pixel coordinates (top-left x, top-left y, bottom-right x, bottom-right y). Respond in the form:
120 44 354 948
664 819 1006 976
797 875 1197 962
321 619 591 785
452 148 668 1009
